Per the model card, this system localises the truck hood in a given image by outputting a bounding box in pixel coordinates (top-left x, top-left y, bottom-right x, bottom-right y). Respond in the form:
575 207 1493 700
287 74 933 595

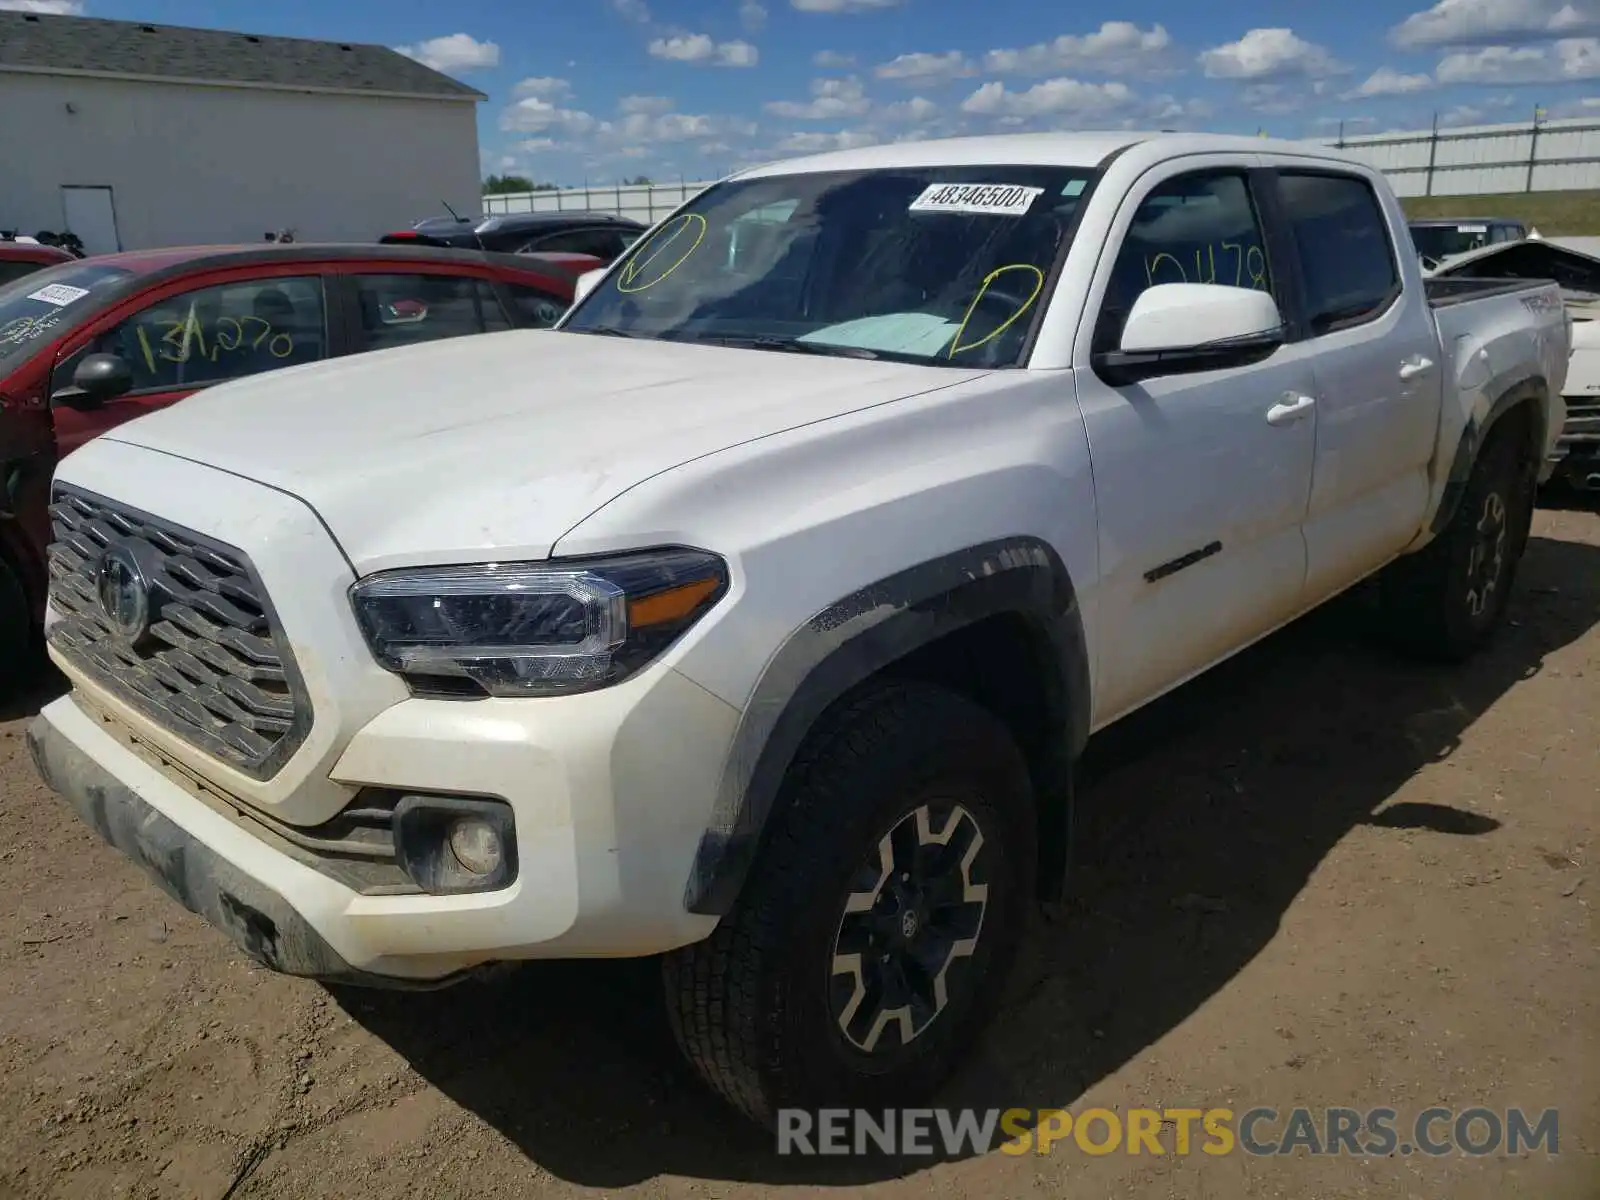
103 329 984 573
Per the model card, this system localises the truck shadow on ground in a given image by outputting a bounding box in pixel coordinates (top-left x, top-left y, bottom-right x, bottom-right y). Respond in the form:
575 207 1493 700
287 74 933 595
0 661 65 724
335 532 1600 1187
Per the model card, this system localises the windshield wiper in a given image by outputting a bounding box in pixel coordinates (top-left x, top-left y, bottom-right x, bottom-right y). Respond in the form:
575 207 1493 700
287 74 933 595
573 325 649 339
693 334 880 360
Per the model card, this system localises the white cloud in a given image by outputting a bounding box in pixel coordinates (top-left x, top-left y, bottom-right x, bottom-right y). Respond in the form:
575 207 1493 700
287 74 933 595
618 94 675 114
813 49 857 67
765 76 872 118
981 22 1175 77
500 96 607 137
879 96 940 122
740 0 768 31
776 129 882 152
790 0 903 11
512 77 572 99
1149 95 1215 123
1346 65 1436 97
609 0 652 22
1198 28 1345 80
960 77 1138 119
648 33 760 67
1436 35 1600 81
1548 93 1600 114
874 50 976 83
394 32 501 72
616 111 758 142
0 0 84 12
1391 0 1599 48
1237 83 1306 115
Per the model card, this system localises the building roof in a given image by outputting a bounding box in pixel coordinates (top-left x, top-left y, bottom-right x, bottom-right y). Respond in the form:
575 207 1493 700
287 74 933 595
0 11 485 102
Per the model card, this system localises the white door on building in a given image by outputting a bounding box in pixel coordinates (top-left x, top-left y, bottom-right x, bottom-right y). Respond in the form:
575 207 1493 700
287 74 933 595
61 186 121 254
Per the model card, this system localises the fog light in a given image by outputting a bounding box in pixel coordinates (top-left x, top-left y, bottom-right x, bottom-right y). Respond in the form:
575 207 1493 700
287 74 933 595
447 817 504 875
392 793 517 894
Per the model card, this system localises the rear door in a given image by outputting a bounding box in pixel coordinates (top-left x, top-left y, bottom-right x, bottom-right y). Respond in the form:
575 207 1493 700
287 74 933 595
50 266 335 455
1255 163 1442 601
330 264 513 356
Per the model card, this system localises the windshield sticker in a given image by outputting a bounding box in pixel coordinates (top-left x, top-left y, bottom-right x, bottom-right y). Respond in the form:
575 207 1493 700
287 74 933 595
616 213 708 293
26 283 91 308
0 312 69 346
1062 179 1087 197
1457 224 1488 234
948 263 1046 357
910 183 1045 217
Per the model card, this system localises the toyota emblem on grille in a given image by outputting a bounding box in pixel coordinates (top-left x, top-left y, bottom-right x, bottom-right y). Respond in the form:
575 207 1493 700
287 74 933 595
95 542 152 644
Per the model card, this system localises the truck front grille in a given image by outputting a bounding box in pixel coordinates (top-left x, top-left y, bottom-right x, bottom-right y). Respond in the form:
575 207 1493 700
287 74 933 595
1559 395 1600 450
45 485 311 779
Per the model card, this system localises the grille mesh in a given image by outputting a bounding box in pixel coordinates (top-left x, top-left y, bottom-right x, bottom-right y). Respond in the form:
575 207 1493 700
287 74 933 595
46 485 310 778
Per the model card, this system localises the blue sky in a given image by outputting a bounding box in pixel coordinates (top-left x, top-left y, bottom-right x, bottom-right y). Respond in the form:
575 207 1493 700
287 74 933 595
10 0 1600 185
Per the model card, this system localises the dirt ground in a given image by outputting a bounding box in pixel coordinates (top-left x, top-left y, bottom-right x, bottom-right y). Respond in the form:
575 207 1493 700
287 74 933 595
0 505 1596 1200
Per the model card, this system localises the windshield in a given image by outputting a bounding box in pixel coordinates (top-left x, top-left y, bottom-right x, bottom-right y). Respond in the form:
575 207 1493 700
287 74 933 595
0 261 134 374
562 164 1097 367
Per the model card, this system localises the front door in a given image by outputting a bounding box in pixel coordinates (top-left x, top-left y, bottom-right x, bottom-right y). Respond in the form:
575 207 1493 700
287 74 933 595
1072 160 1320 726
51 272 331 455
60 187 121 255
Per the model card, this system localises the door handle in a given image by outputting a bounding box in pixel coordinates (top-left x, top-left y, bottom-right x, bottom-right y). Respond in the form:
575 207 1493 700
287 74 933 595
1398 355 1435 381
1266 393 1316 426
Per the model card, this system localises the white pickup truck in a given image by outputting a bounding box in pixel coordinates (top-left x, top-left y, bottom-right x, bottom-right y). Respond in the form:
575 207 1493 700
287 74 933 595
27 132 1569 1128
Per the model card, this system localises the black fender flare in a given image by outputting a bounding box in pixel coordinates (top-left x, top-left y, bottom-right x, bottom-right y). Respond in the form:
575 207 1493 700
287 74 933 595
1429 373 1549 538
683 536 1090 916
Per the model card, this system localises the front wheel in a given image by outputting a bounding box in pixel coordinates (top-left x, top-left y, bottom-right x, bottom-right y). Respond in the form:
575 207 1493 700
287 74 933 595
664 681 1036 1127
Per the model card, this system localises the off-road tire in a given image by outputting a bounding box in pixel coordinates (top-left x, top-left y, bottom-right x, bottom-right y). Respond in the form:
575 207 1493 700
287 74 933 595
663 681 1036 1128
1378 418 1535 661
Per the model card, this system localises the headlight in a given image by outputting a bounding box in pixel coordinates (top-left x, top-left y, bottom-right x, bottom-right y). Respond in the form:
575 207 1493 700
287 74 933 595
349 547 728 697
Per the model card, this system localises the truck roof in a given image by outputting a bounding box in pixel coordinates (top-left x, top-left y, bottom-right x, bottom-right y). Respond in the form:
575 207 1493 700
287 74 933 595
732 130 1371 180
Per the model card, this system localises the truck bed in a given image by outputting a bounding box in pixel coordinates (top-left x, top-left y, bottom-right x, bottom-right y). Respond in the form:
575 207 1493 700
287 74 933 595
1424 276 1552 308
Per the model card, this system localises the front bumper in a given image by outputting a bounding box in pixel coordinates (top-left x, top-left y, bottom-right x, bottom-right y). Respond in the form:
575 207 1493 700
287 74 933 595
30 662 735 984
28 713 452 988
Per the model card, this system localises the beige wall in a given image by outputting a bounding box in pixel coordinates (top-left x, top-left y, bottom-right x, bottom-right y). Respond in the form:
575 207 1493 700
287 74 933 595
0 71 481 249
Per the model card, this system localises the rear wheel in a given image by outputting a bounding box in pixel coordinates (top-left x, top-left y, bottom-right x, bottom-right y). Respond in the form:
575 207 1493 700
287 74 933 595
663 681 1035 1127
1378 419 1534 661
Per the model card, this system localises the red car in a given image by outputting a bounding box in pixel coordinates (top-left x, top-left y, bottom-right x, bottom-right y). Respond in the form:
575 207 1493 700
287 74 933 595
0 241 596 688
0 240 76 289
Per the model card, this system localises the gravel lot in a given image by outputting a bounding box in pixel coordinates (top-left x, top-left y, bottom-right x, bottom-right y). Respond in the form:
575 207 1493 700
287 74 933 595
0 505 1595 1200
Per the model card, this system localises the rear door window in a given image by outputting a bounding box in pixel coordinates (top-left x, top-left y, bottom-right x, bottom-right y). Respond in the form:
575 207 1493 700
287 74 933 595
1275 173 1400 335
350 274 511 352
506 284 570 327
522 228 628 258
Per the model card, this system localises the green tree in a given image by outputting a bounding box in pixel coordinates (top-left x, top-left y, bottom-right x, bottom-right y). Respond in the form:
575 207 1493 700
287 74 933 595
482 173 559 195
622 175 655 186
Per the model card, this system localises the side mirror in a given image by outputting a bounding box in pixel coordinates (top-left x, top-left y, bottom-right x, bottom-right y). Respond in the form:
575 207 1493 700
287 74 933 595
1096 283 1285 384
50 352 135 410
572 268 605 305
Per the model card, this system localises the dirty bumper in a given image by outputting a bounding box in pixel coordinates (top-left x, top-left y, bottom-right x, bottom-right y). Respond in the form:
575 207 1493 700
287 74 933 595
26 716 462 990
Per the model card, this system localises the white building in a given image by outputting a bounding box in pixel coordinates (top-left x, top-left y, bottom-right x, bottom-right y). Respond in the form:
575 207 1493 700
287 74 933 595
0 11 485 253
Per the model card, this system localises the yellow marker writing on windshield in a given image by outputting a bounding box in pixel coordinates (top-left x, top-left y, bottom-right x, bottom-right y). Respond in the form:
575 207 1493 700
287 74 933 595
948 263 1046 357
617 213 708 293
